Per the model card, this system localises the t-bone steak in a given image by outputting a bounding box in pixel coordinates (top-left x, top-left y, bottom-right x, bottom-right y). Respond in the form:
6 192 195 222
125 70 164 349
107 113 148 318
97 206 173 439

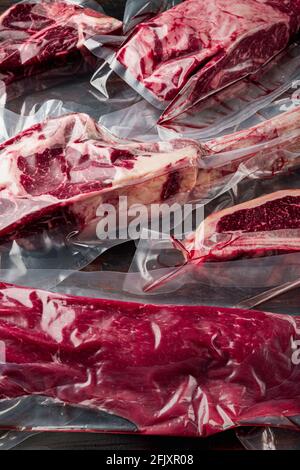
113 0 300 118
0 0 122 90
0 113 199 245
0 282 299 437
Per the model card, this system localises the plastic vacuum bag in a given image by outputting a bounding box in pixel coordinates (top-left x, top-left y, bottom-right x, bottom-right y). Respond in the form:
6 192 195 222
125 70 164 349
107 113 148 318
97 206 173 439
54 259 300 315
0 99 206 289
1 94 297 291
0 110 200 244
0 281 299 438
0 0 122 103
106 0 300 116
158 41 300 139
127 163 300 297
89 37 300 145
0 102 117 290
123 0 182 34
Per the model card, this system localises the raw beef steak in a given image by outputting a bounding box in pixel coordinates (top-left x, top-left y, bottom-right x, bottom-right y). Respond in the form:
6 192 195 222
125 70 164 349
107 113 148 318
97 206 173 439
0 0 122 89
113 0 300 117
0 113 199 244
182 190 300 263
0 282 299 437
1 105 299 246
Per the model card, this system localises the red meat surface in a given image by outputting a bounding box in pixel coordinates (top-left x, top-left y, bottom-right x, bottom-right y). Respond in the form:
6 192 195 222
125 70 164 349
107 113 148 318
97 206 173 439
0 112 198 245
183 190 300 263
0 0 122 88
0 282 299 437
114 0 300 119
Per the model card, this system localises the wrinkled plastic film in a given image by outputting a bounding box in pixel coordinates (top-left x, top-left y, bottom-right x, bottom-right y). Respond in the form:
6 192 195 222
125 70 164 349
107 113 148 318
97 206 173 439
89 39 300 143
236 427 300 451
2 103 300 290
0 431 38 451
0 107 205 288
123 0 182 34
54 266 300 316
0 0 122 103
0 281 299 437
106 0 300 118
127 164 300 296
158 42 300 139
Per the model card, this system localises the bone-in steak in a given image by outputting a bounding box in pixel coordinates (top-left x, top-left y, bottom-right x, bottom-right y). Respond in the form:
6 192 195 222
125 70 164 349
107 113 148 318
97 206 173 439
183 190 300 263
0 113 198 244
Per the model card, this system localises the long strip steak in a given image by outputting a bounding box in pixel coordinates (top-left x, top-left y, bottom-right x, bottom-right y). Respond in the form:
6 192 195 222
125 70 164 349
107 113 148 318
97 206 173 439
0 282 299 437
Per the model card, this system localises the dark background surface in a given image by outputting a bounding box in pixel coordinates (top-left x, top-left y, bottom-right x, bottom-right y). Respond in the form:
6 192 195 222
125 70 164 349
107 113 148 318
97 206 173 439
0 0 244 451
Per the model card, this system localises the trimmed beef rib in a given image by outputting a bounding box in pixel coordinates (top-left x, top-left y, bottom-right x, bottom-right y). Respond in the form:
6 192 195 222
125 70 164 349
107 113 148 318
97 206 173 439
182 190 300 264
0 0 122 89
0 113 198 244
113 0 300 116
0 282 299 437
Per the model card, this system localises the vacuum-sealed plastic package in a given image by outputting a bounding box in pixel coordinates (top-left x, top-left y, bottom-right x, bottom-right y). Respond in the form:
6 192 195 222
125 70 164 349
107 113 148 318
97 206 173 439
53 254 300 316
0 101 124 290
0 105 207 290
0 281 299 437
90 32 300 144
3 105 300 264
109 0 300 116
123 0 182 34
192 122 300 207
183 191 300 264
129 164 300 294
158 41 300 139
3 95 300 292
0 0 122 102
0 112 200 247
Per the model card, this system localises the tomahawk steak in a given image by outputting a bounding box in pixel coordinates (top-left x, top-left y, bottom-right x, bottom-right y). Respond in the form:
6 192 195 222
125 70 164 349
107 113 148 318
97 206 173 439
0 113 198 244
0 282 299 437
0 0 122 89
1 106 300 246
113 0 300 118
